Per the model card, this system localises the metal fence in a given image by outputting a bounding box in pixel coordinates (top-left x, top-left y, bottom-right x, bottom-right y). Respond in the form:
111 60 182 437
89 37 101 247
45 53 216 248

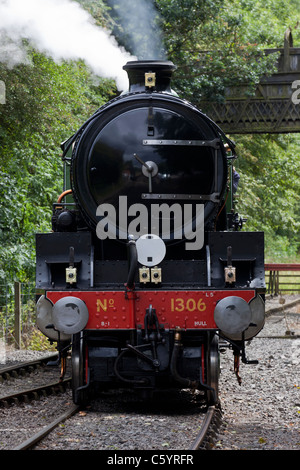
0 281 36 349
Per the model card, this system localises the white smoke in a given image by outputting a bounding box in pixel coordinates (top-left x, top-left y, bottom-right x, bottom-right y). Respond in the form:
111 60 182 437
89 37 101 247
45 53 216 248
0 0 136 90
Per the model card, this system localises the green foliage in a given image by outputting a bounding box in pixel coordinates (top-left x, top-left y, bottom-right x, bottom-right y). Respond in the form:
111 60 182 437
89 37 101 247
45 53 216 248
233 133 300 261
24 327 57 351
155 0 284 101
227 0 300 47
0 49 117 283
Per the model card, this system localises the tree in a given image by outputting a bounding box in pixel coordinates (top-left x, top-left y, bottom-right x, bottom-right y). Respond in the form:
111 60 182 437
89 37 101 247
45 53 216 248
0 49 117 283
233 133 300 261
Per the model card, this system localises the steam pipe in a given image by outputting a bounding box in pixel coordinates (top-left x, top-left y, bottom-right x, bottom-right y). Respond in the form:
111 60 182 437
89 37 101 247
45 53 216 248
170 328 198 388
113 348 148 385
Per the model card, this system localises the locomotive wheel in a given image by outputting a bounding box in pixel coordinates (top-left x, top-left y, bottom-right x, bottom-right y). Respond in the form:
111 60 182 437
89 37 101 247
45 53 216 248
72 331 89 406
206 333 220 405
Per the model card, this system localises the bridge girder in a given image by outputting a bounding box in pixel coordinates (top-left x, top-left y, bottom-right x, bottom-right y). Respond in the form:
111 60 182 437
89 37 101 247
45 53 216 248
196 31 300 134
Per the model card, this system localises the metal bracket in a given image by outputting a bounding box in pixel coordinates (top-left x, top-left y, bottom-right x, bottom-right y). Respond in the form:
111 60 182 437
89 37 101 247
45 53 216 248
139 266 150 283
143 138 221 148
145 72 156 88
66 246 77 284
141 192 220 202
225 246 236 284
151 267 161 284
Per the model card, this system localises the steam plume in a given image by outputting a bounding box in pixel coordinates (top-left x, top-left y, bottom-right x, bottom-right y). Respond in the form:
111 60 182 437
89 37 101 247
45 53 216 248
0 0 136 90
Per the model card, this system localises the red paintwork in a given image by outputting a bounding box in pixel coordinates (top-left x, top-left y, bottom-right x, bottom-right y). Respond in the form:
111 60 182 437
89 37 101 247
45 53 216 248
46 289 256 331
265 263 300 271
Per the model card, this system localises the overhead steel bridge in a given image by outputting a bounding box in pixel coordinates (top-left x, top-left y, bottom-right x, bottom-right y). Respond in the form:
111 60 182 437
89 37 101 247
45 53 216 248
197 30 300 134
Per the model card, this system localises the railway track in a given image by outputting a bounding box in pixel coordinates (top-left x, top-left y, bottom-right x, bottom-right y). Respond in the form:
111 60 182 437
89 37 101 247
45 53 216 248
0 352 222 451
30 389 223 451
2 386 219 450
0 377 71 407
14 403 79 450
0 353 75 450
15 401 219 450
189 404 222 450
0 353 59 382
1 297 298 450
0 353 72 407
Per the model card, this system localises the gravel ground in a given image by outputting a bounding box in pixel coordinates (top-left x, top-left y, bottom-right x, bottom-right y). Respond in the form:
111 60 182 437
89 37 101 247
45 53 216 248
0 294 299 451
215 294 300 450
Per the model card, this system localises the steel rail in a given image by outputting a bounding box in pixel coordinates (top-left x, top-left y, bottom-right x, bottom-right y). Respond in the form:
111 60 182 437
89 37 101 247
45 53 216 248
189 405 216 450
265 296 300 316
0 354 59 381
14 403 79 450
0 377 71 407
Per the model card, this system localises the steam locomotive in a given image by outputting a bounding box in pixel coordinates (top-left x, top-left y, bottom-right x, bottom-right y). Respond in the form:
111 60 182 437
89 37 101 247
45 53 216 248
36 60 265 406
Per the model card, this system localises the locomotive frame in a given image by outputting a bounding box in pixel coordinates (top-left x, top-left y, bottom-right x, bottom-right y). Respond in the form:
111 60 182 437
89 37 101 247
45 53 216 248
36 60 265 406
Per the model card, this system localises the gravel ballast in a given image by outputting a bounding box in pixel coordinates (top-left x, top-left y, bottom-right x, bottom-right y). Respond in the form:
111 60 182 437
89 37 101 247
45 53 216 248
215 296 300 450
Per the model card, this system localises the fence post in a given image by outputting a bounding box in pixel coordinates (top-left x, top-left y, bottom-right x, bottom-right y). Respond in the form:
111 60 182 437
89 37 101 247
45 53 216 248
14 281 21 349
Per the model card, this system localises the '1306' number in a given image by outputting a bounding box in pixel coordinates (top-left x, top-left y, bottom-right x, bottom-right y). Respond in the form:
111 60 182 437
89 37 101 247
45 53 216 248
170 298 206 312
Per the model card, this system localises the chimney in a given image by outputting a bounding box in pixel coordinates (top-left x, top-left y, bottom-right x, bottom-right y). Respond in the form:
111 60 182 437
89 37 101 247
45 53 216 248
123 60 177 93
